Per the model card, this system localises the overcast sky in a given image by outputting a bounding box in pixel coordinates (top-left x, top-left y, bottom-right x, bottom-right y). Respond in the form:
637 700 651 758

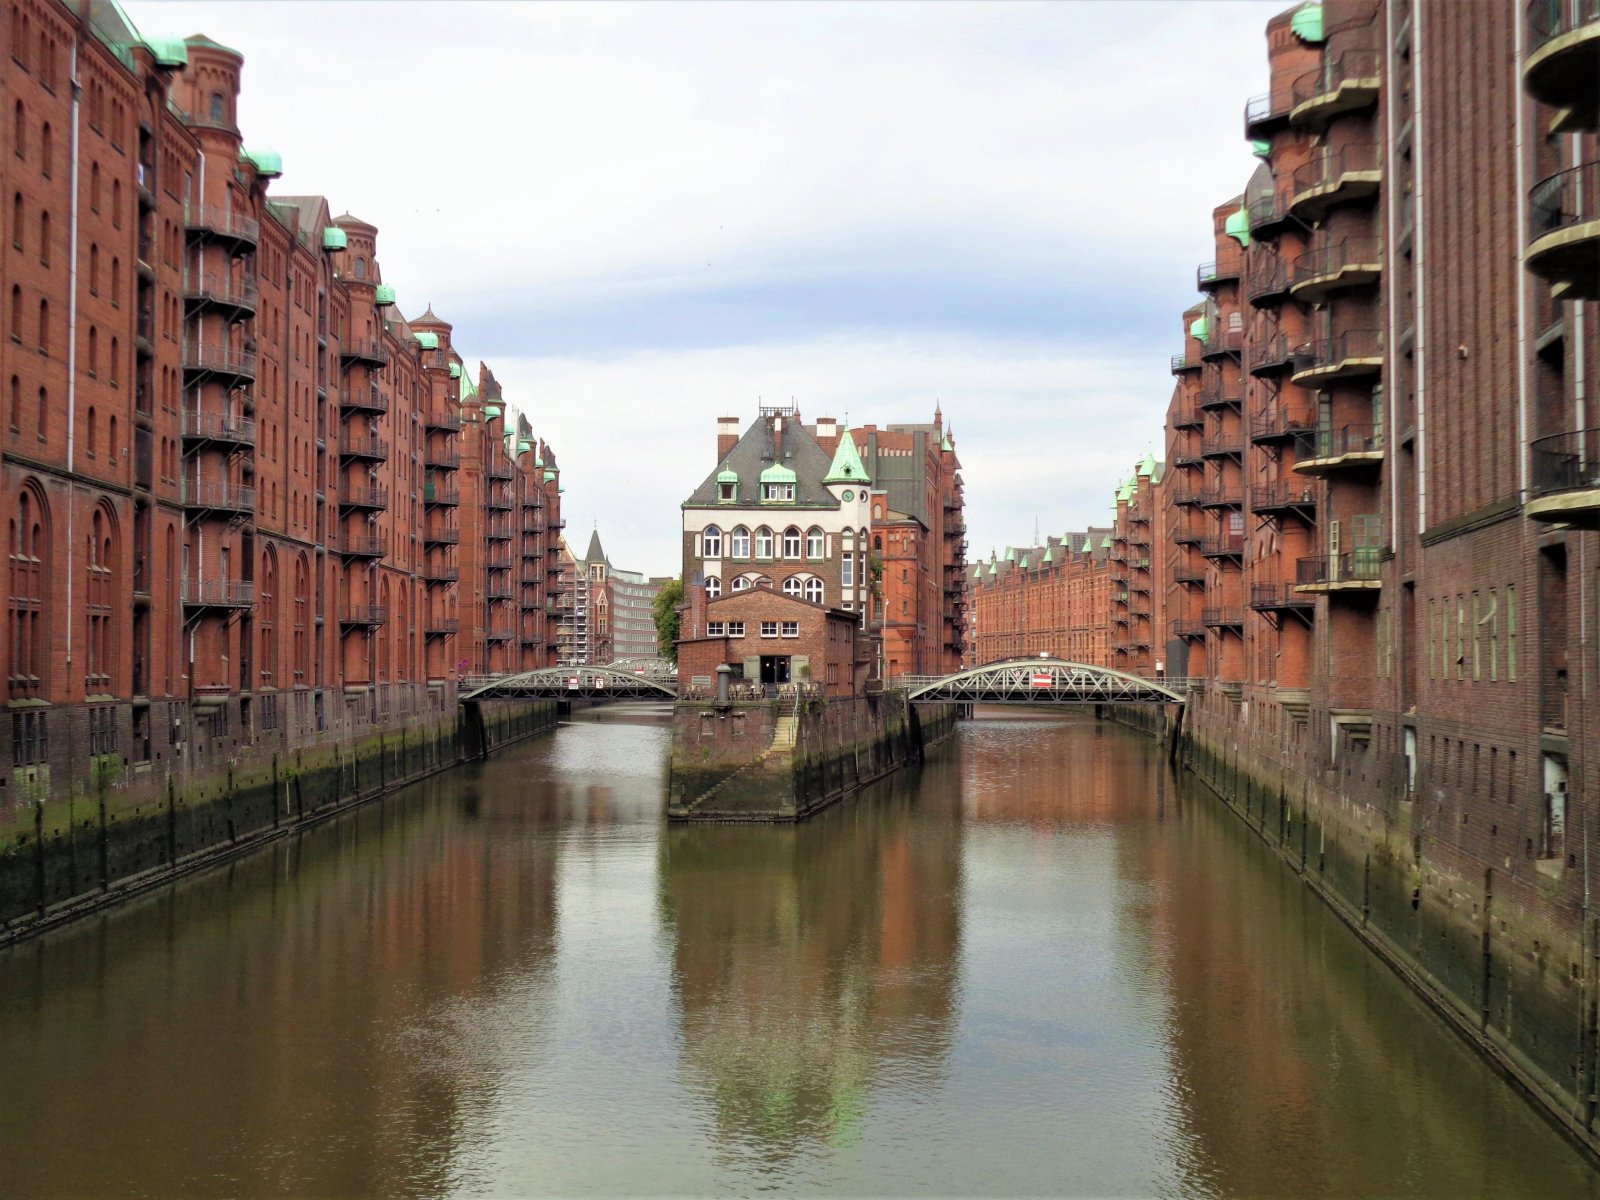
129 0 1281 577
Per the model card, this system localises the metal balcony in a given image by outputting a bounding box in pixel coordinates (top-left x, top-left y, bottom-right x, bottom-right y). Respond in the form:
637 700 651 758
1173 488 1206 508
343 386 389 415
339 485 389 511
1528 162 1600 300
424 526 461 545
182 480 256 515
1290 238 1383 303
340 338 390 369
422 565 461 584
1251 407 1316 445
181 579 254 609
1173 405 1204 431
1201 607 1246 628
1527 427 1600 529
1295 551 1383 593
183 270 258 317
1171 351 1202 375
424 483 460 507
1290 329 1383 386
486 627 516 642
1251 582 1316 612
1524 0 1600 130
1200 534 1245 559
1248 333 1295 376
486 554 514 571
1170 448 1203 469
1201 433 1244 460
1289 143 1382 219
1292 425 1384 475
1200 327 1243 361
184 203 259 248
182 343 257 382
1173 618 1207 640
340 605 389 628
424 410 463 432
1246 186 1293 238
1244 90 1291 139
1289 50 1382 130
486 492 514 512
1197 258 1241 290
1245 257 1291 307
338 432 389 462
182 410 257 448
335 534 388 559
1173 567 1205 586
424 618 460 637
1198 382 1243 410
486 523 514 541
425 450 461 470
1200 488 1243 509
1250 481 1319 520
487 461 515 481
1173 527 1205 545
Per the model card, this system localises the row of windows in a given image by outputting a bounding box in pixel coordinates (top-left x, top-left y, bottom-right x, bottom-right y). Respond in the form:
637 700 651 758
704 620 800 638
700 524 872 561
1427 587 1517 683
704 574 827 605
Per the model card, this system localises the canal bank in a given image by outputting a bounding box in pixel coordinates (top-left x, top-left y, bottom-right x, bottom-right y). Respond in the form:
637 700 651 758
666 689 959 821
1126 691 1600 1162
0 697 557 947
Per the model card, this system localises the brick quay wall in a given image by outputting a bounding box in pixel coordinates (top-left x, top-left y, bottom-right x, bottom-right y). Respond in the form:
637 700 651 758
0 692 557 945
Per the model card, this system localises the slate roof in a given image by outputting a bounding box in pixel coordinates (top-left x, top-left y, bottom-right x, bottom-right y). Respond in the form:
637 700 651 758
683 415 840 509
583 529 608 565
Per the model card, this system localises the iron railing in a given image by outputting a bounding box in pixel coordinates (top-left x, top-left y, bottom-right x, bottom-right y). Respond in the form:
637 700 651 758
1296 551 1384 585
1527 0 1600 50
181 579 254 607
1250 481 1319 511
1201 607 1245 627
182 410 257 444
1530 428 1600 497
184 203 259 243
1291 237 1383 289
1291 143 1381 204
1529 162 1600 243
1290 49 1382 109
183 343 256 378
1248 333 1294 374
1251 582 1314 609
1200 534 1246 557
338 432 389 460
339 485 389 510
341 605 389 627
1251 407 1316 442
1294 424 1382 462
182 481 256 512
1293 328 1384 374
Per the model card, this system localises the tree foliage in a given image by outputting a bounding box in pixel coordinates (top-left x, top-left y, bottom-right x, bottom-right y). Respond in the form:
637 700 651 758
653 577 684 664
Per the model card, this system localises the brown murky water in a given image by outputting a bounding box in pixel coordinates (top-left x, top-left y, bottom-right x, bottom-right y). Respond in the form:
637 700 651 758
1 709 1595 1197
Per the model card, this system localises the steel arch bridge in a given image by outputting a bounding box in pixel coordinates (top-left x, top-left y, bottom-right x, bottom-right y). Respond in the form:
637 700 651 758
461 665 680 702
896 659 1185 706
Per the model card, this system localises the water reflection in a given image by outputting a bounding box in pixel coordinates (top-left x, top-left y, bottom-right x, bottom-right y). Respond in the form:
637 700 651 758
659 761 963 1171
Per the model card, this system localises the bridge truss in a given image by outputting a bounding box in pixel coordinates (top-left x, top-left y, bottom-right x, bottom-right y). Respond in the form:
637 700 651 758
461 664 679 702
898 658 1185 705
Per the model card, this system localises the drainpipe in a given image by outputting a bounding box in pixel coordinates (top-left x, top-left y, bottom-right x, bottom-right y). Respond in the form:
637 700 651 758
64 38 82 668
1413 7 1428 532
1513 8 1532 500
1385 0 1400 549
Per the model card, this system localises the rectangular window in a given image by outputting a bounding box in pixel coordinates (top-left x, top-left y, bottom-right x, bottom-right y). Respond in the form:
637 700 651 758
841 556 854 587
760 621 778 638
762 483 794 502
1471 591 1481 680
1489 588 1499 681
1427 598 1435 679
727 621 745 638
707 621 725 636
781 621 799 638
1507 585 1517 681
1456 596 1465 680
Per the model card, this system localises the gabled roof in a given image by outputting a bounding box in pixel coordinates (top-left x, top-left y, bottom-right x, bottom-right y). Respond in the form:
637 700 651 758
684 415 839 508
583 529 608 565
823 427 871 485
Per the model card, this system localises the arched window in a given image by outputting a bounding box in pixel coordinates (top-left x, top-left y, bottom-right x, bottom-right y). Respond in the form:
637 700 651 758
86 407 97 458
87 326 97 376
782 576 802 597
9 192 20 248
704 575 721 599
730 525 750 558
8 376 17 429
293 554 309 683
36 387 46 436
37 298 48 352
873 534 883 551
37 210 48 264
354 257 366 279
9 485 50 697
86 506 115 691
90 162 100 212
8 285 19 340
109 337 119 385
40 122 50 177
754 526 774 559
782 527 802 559
109 257 119 305
12 101 23 159
701 524 722 558
841 528 854 550
806 527 824 559
89 243 99 294
260 549 277 685
111 180 121 229
108 416 117 459
209 92 224 123
732 576 750 592
803 578 824 605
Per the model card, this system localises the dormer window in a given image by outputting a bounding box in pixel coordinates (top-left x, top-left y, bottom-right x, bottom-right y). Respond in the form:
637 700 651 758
719 482 736 501
762 482 794 502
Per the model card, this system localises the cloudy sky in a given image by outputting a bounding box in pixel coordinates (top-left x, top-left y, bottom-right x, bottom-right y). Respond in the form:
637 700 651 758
130 0 1281 577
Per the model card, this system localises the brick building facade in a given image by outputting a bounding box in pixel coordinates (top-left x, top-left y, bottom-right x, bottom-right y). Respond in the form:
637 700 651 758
556 528 664 665
970 529 1115 666
2 7 564 812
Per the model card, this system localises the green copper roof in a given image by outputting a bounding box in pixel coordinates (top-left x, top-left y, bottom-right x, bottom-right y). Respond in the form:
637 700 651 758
1003 547 1015 562
988 562 998 577
1250 138 1272 158
448 362 461 379
1224 207 1251 247
972 564 983 580
1042 547 1054 564
322 226 348 251
459 372 477 401
1020 555 1030 570
484 404 502 419
1137 451 1158 477
1291 2 1325 43
1189 315 1210 343
716 466 739 484
143 36 188 67
518 439 534 454
1117 481 1133 503
1100 534 1114 550
1082 537 1094 553
413 331 439 351
822 428 871 485
941 435 953 452
243 148 282 177
544 470 558 483
374 283 396 307
759 462 797 484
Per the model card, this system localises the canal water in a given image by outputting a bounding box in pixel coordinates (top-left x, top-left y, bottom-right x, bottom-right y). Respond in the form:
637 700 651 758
2 710 1597 1197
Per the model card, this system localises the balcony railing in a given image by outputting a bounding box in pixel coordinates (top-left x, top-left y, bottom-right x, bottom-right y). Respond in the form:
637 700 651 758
1200 534 1245 558
1528 162 1600 299
339 485 389 510
1173 488 1205 507
1172 567 1205 585
424 526 461 545
1245 257 1290 306
424 483 460 506
1173 405 1204 430
1246 185 1293 235
1244 90 1291 137
1197 258 1241 290
1248 333 1294 375
1201 433 1244 459
343 386 389 414
1296 551 1384 589
1524 1 1600 126
424 410 463 432
1291 329 1384 384
1289 50 1382 127
1200 487 1243 508
1290 143 1382 217
183 270 259 313
1198 383 1243 410
183 343 257 380
1528 428 1600 527
1201 607 1246 627
1293 424 1384 471
1251 407 1316 444
340 338 390 368
1173 618 1207 639
181 578 255 608
338 432 389 461
341 605 389 628
1251 582 1315 610
1250 480 1319 514
335 534 389 559
1171 351 1202 374
1173 527 1205 545
422 565 461 583
182 480 256 513
1290 237 1383 300
184 203 259 245
486 628 516 642
424 618 461 636
487 461 515 481
182 410 257 446
425 450 461 470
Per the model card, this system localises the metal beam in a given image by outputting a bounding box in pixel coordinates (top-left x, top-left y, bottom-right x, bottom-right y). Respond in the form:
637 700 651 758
899 658 1185 705
462 665 679 702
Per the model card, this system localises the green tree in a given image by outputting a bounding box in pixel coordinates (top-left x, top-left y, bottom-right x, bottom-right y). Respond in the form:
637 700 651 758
653 576 684 664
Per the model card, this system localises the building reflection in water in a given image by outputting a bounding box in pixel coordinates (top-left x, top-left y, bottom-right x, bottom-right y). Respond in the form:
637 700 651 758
659 757 964 1165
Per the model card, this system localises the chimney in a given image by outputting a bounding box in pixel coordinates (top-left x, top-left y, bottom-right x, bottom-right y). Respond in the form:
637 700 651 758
771 413 784 463
814 416 838 455
716 416 739 460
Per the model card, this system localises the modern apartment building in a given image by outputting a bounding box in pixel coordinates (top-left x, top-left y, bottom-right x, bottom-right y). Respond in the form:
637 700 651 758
557 528 664 665
1 8 563 811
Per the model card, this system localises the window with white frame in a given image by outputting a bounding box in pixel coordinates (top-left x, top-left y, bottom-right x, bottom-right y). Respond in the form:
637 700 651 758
730 526 750 558
783 577 802 597
702 525 722 558
727 621 745 637
841 555 854 587
732 576 751 592
705 575 721 598
803 577 824 605
781 621 799 638
707 621 725 635
760 621 779 638
755 527 774 558
806 527 824 559
782 527 802 558
762 482 794 502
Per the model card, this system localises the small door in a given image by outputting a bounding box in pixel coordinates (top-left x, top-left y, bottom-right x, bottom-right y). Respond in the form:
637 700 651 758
759 655 791 685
